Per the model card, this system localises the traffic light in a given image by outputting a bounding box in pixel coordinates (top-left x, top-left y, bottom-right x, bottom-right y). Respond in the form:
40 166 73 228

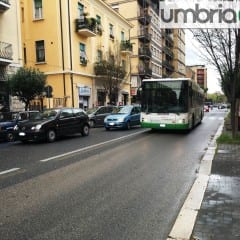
45 85 53 98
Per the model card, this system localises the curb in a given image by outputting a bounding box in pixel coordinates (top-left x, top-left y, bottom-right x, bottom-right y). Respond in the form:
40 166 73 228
166 123 224 240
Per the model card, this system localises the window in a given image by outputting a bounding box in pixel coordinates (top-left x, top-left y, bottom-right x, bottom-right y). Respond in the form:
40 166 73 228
80 43 87 65
97 50 102 62
96 15 102 34
34 0 43 19
121 31 125 41
78 2 84 18
35 40 45 62
109 24 114 39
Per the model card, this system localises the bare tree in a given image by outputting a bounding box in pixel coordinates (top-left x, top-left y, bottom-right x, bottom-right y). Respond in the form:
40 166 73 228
94 40 131 105
192 29 240 138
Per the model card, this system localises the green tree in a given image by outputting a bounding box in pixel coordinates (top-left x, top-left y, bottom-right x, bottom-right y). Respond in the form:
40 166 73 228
9 67 46 110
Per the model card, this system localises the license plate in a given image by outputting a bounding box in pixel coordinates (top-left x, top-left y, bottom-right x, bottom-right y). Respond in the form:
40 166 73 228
19 132 26 136
109 122 115 126
160 124 166 127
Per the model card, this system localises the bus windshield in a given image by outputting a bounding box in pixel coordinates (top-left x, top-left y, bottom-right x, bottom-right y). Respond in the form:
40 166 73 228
141 80 189 113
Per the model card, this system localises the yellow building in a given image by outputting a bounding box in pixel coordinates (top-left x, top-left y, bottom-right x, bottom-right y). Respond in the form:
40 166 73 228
105 0 162 102
20 0 132 109
0 0 23 111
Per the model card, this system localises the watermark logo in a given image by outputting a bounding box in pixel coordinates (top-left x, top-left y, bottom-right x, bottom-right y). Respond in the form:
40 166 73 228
159 0 240 28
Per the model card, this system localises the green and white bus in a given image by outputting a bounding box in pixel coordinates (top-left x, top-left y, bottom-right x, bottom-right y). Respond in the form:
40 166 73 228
140 78 205 130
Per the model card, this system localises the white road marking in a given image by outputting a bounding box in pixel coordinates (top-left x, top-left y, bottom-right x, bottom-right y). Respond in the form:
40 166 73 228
166 123 224 240
0 168 20 176
40 129 148 162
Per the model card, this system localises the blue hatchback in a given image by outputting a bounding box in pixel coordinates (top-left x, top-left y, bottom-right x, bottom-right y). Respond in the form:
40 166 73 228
104 105 141 130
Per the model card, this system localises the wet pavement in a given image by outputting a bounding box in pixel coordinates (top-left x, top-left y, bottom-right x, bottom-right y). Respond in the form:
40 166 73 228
191 144 240 240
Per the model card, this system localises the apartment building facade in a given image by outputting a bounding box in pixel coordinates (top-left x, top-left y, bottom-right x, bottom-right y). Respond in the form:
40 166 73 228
162 29 185 78
186 65 207 93
105 0 162 102
0 0 23 111
20 0 132 109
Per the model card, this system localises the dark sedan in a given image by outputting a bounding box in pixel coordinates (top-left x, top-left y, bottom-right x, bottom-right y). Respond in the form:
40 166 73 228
15 108 90 143
0 111 39 142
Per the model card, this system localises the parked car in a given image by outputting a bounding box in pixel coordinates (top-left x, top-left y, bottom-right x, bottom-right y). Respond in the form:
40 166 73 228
104 105 141 130
15 108 90 143
86 106 117 128
0 111 39 142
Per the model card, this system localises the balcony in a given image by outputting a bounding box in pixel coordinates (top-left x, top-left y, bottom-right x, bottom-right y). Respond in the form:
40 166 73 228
138 47 151 59
138 8 151 25
0 41 13 65
162 46 174 58
138 65 152 76
162 60 174 72
80 57 87 66
137 0 150 7
120 40 133 54
0 0 10 13
162 30 174 46
75 17 97 37
138 30 151 43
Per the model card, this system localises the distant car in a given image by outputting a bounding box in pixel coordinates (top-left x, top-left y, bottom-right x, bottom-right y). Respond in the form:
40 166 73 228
86 106 117 128
104 105 141 130
15 108 90 143
204 105 209 112
0 111 39 142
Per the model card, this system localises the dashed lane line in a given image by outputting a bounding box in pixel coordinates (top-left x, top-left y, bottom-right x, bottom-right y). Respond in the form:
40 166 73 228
40 129 149 163
0 168 21 176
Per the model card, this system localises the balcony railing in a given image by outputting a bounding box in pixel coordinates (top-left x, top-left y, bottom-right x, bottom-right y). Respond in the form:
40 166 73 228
0 0 10 12
138 30 151 43
162 60 174 72
120 40 133 54
137 0 150 7
0 41 13 65
138 8 151 25
162 46 174 58
75 17 97 37
138 65 152 76
138 47 151 59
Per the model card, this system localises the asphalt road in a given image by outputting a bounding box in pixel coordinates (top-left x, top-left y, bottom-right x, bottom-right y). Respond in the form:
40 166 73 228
0 109 227 240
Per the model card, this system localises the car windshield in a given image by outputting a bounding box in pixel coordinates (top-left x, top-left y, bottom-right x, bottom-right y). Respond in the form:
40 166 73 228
86 108 99 114
33 109 60 120
118 106 132 114
111 106 123 113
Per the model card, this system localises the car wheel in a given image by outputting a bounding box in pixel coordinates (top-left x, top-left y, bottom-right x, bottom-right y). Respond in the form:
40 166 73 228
82 124 90 136
126 121 131 130
6 132 15 142
105 127 110 131
89 120 95 128
46 129 56 142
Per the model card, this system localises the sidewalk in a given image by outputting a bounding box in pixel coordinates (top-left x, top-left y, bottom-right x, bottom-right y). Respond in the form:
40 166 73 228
191 143 240 240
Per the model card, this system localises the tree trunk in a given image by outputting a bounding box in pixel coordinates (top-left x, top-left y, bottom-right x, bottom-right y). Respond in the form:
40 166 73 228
231 98 237 138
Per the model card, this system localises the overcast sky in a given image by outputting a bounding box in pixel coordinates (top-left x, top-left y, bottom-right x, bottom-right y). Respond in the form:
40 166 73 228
185 30 222 94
